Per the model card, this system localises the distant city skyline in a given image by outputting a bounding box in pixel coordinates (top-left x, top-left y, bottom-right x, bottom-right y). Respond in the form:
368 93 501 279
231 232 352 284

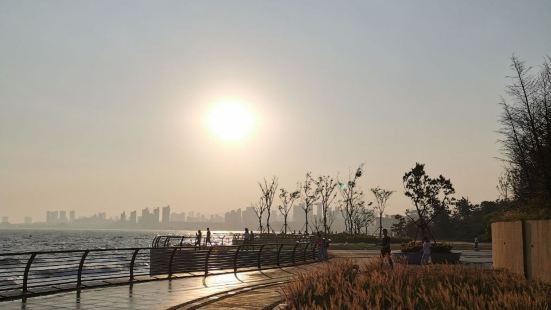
2 1 551 222
0 203 400 236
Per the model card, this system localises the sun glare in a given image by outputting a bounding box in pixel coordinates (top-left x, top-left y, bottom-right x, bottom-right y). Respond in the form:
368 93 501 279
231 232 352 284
206 100 254 142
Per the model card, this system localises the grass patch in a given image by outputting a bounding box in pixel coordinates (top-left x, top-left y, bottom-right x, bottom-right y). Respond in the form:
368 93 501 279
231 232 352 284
283 260 549 309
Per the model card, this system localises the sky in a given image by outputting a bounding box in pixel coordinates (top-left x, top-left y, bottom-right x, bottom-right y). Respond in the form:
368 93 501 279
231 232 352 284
1 1 551 223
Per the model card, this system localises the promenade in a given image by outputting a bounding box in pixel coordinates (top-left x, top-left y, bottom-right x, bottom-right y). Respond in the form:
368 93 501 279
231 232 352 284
0 249 492 309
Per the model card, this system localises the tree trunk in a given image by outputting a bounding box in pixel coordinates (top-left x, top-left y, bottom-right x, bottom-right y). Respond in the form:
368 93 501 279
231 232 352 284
304 208 309 234
379 212 383 239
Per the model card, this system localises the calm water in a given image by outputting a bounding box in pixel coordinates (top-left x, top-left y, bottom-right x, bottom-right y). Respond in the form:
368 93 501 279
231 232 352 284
0 229 238 253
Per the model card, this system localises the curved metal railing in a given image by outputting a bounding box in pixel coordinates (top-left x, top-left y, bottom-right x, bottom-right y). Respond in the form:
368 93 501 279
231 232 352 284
0 241 321 302
152 233 230 247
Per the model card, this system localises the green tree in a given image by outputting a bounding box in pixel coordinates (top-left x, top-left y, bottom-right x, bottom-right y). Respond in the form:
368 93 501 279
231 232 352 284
403 163 455 242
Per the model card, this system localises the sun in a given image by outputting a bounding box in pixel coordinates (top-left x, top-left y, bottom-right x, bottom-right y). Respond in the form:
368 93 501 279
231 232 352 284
206 100 255 142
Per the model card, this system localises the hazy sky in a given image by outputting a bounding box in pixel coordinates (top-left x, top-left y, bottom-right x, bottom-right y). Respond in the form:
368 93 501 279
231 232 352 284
1 1 551 222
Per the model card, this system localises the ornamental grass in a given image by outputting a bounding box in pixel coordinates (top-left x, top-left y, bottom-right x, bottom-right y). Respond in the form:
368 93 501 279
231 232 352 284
282 260 550 310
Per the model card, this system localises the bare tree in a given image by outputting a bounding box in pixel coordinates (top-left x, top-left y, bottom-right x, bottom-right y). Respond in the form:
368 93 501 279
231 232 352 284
278 186 300 234
497 170 514 202
252 199 265 233
259 176 278 233
498 55 551 205
352 199 375 234
300 172 319 234
315 175 339 234
338 164 364 234
371 187 394 239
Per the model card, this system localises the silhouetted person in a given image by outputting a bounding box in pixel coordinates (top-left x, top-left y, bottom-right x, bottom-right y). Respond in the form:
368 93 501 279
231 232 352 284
315 232 324 260
380 229 393 269
249 230 254 242
421 236 431 265
474 236 479 251
195 229 202 247
206 227 212 246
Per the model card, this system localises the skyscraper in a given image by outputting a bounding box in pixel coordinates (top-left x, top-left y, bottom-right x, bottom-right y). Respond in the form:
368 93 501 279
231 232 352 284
161 206 170 225
153 207 160 224
129 211 137 224
59 211 68 223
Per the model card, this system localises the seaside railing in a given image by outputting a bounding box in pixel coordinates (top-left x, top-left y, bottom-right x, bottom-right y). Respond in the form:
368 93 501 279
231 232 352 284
0 241 321 302
151 233 313 248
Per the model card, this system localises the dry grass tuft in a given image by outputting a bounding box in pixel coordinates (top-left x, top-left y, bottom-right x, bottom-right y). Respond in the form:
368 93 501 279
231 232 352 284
282 260 550 310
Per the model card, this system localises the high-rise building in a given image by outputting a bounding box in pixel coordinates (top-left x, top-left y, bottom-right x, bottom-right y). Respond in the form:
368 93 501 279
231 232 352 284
69 211 76 222
46 211 59 224
153 207 160 224
161 206 170 225
171 212 186 222
120 211 127 222
129 211 137 224
293 204 303 223
242 207 256 228
141 208 150 224
316 203 322 218
59 211 68 223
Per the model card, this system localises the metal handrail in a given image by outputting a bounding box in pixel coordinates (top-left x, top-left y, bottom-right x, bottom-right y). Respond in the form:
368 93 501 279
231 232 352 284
0 241 322 302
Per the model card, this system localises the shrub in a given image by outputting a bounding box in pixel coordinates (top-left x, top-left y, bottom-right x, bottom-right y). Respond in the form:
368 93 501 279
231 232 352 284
328 233 410 244
283 260 550 310
400 241 453 253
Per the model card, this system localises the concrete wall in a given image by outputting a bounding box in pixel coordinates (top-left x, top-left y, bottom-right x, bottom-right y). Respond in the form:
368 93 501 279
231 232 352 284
525 220 551 283
491 221 524 276
492 220 550 283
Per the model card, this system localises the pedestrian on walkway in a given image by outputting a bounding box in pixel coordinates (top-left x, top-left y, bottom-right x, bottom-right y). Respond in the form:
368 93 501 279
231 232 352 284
206 227 212 246
380 229 393 269
421 236 432 265
315 232 324 260
195 229 202 248
474 236 479 251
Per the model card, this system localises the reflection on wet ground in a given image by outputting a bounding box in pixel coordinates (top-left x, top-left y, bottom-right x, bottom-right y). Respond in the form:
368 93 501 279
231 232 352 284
0 265 319 310
0 250 492 309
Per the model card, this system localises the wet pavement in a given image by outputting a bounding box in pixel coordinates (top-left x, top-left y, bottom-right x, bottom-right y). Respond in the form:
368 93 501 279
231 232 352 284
0 250 492 309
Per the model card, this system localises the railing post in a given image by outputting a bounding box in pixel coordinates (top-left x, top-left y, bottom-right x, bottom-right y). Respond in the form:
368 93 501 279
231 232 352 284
276 244 284 267
168 247 179 279
303 243 310 262
312 242 317 261
204 247 214 276
129 249 140 282
22 253 37 296
257 245 265 270
291 243 299 265
233 245 242 273
77 250 89 289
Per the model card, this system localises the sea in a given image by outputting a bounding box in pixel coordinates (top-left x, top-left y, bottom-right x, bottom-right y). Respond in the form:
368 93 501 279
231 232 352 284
0 229 239 254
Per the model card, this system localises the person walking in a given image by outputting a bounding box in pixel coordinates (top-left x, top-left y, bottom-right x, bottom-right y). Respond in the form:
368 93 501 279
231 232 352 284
205 227 212 246
315 232 324 260
474 236 479 251
195 229 202 248
421 236 432 265
380 229 393 269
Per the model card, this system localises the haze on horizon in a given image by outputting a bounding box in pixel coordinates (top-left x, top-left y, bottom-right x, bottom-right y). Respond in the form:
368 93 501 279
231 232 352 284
1 1 551 223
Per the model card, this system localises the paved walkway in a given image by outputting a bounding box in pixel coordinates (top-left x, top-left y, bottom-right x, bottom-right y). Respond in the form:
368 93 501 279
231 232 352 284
0 250 491 310
0 264 320 310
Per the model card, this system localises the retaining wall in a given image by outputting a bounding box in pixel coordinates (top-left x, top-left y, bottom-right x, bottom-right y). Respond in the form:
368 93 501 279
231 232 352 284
491 219 550 283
